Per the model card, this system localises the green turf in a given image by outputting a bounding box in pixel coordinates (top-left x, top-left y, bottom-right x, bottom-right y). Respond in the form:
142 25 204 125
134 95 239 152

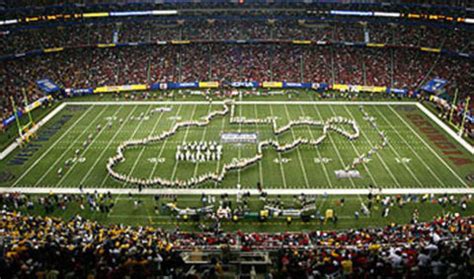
1 101 472 190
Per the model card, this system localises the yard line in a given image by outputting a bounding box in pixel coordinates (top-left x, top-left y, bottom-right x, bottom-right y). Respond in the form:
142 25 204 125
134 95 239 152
11 106 94 187
312 104 368 208
237 103 242 185
57 105 126 187
147 105 184 180
328 105 379 186
371 107 425 188
268 105 288 189
297 105 333 188
387 106 456 187
212 108 227 189
119 105 163 187
342 105 402 188
86 105 153 188
192 104 213 178
34 106 109 187
311 104 356 189
95 105 144 188
103 105 153 218
283 104 310 188
170 104 198 181
253 104 264 188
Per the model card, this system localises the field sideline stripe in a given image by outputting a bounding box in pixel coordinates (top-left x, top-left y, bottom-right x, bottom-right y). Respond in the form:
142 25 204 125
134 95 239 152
11 105 94 187
65 101 418 106
4 187 473 195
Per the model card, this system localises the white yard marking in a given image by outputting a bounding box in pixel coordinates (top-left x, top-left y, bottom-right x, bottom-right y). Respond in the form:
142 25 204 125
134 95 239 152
170 104 198 181
192 104 213 177
328 105 379 186
343 105 401 187
297 105 333 188
372 107 425 187
59 105 127 187
11 106 94 187
268 105 288 189
283 104 310 188
148 105 184 180
237 103 242 185
388 106 464 187
312 105 356 188
34 106 109 186
85 106 151 187
213 109 227 189
253 104 264 188
311 104 367 208
95 106 143 188
119 105 161 183
105 106 154 217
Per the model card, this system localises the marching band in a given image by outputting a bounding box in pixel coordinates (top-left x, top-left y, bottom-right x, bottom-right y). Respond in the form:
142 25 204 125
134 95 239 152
104 101 389 188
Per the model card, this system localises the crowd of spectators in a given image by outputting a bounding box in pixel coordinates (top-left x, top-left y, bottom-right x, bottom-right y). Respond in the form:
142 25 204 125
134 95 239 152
0 191 472 278
0 19 473 134
1 19 473 56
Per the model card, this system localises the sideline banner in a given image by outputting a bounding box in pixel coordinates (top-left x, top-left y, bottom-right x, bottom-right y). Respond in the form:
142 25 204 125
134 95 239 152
93 84 148 93
198 82 219 88
262 82 283 88
36 79 60 94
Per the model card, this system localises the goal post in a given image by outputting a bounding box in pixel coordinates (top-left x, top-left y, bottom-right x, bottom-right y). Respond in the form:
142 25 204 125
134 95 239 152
11 89 37 146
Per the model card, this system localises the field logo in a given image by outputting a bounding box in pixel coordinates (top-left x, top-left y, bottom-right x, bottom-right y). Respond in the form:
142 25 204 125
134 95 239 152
274 158 291 164
148 157 166 164
335 170 361 179
221 132 258 144
65 157 86 164
395 157 412 164
314 157 332 164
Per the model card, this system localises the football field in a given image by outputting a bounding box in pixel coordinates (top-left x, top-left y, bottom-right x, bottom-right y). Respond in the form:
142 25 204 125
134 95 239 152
1 100 472 194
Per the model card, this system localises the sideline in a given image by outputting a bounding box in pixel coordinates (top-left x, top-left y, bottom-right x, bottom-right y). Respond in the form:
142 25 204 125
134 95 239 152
1 187 473 195
67 100 417 106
